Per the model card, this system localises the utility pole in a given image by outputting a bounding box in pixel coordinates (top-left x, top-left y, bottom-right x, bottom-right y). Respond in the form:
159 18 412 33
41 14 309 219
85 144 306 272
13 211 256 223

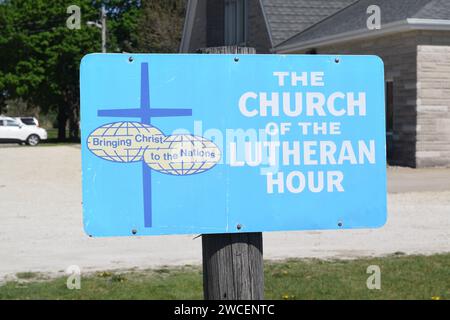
87 4 106 53
101 4 106 53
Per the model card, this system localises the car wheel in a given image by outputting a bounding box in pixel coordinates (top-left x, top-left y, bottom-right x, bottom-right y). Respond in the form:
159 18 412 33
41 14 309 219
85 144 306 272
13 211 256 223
27 134 40 146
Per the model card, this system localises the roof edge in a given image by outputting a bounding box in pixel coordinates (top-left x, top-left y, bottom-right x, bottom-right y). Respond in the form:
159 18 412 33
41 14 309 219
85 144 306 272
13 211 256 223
258 0 274 47
275 18 450 53
179 0 198 53
273 0 362 51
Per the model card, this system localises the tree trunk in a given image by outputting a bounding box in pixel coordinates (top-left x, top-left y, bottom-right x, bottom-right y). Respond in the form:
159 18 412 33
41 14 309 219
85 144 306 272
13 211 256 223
57 105 67 141
0 95 6 114
68 104 80 141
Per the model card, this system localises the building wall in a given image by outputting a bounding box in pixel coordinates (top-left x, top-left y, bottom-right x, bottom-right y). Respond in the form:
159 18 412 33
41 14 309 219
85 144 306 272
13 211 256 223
297 32 420 167
246 0 272 53
188 0 271 53
206 0 225 47
188 0 207 51
416 31 450 167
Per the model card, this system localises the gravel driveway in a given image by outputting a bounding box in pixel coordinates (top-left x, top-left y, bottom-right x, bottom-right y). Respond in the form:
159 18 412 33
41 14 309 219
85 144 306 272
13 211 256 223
0 145 449 280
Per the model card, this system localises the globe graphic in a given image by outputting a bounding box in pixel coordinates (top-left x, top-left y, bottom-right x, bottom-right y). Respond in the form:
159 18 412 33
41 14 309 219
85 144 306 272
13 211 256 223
144 134 221 175
87 121 164 163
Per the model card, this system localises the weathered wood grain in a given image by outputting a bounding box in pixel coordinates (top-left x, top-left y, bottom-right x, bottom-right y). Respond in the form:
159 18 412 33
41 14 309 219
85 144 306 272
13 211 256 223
202 232 264 300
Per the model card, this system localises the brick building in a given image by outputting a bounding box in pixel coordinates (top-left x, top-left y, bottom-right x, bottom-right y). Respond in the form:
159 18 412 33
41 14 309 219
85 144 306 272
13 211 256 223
180 0 450 167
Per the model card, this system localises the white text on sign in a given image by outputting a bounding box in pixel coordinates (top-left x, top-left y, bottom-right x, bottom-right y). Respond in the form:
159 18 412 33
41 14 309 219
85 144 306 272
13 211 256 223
235 71 374 194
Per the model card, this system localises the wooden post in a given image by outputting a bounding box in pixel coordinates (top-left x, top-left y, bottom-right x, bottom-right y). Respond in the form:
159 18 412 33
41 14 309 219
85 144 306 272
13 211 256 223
199 46 263 300
202 232 264 300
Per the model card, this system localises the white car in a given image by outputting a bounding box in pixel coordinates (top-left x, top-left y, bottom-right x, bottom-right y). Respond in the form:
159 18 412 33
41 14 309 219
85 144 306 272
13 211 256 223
0 116 48 146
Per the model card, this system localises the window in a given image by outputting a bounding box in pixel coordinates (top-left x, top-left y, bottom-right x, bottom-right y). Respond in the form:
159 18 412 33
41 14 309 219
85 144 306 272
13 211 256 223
20 117 37 125
225 0 247 45
385 81 394 133
5 120 19 127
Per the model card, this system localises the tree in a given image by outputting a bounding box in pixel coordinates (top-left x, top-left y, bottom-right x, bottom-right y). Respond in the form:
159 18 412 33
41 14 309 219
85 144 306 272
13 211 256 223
136 0 186 53
0 0 140 140
107 0 141 53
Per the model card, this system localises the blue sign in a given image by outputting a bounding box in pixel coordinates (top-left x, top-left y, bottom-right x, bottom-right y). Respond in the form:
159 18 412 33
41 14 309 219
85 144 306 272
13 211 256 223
80 54 387 237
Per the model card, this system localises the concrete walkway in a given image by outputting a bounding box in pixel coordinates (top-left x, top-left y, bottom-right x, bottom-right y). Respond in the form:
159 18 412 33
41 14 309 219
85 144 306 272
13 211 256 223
388 166 450 193
0 145 449 280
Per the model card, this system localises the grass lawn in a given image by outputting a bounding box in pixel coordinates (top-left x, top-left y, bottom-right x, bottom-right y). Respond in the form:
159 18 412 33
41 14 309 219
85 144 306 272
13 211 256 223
39 128 80 146
45 128 58 140
0 254 448 300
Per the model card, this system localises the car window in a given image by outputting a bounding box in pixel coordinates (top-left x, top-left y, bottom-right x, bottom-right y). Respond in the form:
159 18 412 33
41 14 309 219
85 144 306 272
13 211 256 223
0 120 4 126
20 118 36 125
5 120 19 127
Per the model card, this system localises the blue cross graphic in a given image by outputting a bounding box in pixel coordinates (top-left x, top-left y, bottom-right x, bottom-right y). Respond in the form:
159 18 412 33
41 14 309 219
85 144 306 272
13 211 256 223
98 62 192 228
